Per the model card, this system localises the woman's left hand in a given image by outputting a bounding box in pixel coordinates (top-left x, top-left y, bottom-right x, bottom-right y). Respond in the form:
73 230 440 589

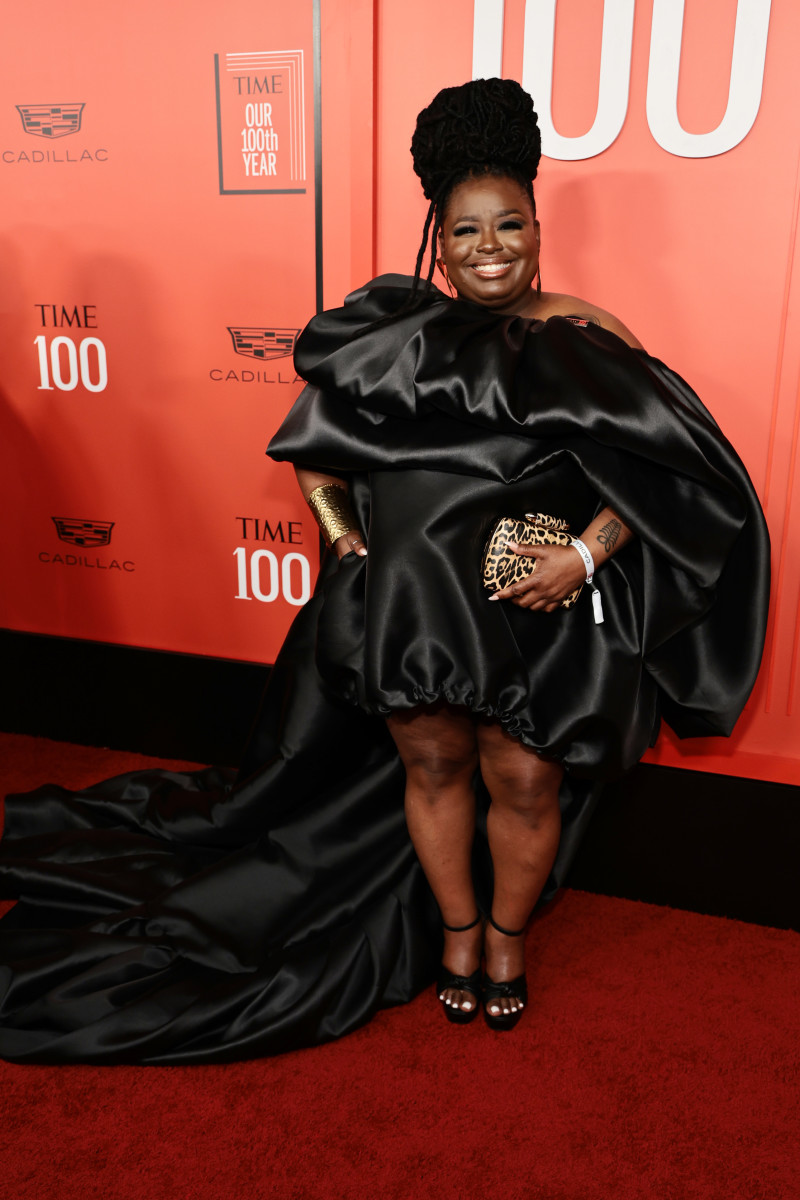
489 542 586 610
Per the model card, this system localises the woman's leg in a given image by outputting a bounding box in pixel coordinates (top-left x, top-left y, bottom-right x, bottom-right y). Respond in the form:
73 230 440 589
386 703 481 1014
476 722 563 1017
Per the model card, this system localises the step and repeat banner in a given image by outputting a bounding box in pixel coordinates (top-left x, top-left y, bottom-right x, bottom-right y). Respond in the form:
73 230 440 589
2 0 799 783
0 0 357 666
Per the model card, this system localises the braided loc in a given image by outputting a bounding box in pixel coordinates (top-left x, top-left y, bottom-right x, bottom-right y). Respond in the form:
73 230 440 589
408 77 542 303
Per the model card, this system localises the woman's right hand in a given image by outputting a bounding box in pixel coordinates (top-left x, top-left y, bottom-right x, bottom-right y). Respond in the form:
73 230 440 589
294 467 367 560
334 530 367 558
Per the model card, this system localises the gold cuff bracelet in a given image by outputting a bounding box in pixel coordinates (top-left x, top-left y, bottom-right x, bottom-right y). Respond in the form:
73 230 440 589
307 483 358 545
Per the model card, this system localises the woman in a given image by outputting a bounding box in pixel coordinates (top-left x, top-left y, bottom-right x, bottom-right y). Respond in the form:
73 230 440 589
0 80 769 1061
268 77 768 1029
286 84 641 1027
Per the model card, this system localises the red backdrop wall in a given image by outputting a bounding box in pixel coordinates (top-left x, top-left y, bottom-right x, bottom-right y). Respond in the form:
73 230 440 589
2 0 797 785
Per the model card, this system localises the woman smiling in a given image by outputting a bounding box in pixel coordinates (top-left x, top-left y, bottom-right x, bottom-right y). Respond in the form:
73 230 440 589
271 78 769 1030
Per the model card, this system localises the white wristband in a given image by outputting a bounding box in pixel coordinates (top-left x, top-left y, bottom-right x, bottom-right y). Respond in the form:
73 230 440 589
570 538 604 625
570 538 596 581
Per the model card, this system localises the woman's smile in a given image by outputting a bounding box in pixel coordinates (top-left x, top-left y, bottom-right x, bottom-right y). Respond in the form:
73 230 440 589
469 259 515 278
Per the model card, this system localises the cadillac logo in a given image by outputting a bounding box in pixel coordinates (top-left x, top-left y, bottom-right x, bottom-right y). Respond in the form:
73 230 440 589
52 517 114 547
17 104 85 139
228 326 299 361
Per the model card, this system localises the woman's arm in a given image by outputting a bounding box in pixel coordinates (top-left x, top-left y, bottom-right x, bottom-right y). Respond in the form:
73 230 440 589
295 466 367 558
572 507 635 571
490 505 634 611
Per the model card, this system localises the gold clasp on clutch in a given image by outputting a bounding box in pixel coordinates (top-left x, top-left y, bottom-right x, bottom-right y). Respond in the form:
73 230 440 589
524 512 570 532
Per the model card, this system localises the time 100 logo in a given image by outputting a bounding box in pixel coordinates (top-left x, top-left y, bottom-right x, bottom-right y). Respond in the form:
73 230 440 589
33 304 108 392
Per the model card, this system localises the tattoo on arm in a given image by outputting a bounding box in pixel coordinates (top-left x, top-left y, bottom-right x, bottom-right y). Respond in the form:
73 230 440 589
597 518 622 553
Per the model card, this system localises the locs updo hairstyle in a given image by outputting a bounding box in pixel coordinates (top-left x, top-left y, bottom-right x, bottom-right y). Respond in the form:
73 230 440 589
409 77 542 302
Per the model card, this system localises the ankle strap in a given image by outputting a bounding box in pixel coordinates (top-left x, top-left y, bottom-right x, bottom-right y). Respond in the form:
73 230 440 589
442 914 481 933
489 914 526 937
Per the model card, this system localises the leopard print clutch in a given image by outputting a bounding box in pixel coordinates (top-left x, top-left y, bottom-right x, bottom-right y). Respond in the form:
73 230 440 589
480 512 583 608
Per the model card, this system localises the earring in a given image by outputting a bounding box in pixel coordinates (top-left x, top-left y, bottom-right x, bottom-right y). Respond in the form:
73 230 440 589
536 264 542 299
436 257 456 298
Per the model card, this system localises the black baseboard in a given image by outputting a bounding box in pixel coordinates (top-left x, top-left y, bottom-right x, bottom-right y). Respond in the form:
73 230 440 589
2 628 798 930
0 628 269 766
568 762 799 931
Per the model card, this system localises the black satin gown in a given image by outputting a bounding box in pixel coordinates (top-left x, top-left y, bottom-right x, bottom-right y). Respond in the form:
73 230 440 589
0 276 770 1063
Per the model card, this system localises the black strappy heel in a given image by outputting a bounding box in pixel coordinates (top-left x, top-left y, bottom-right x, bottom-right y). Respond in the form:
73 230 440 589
437 914 482 1025
483 914 528 1032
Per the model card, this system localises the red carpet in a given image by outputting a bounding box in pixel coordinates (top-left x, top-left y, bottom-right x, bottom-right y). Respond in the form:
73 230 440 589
1 734 798 1200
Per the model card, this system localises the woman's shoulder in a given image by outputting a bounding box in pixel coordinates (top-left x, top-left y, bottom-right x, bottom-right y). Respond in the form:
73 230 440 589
535 292 644 350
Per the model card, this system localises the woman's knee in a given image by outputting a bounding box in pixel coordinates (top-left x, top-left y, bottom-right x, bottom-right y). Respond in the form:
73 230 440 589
477 726 562 818
488 783 561 828
387 708 478 785
400 739 478 784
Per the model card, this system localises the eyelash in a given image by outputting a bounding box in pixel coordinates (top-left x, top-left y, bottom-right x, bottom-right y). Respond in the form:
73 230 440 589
453 220 524 236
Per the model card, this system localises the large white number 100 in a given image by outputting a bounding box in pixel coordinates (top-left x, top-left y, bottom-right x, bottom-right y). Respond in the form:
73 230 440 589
233 547 311 607
472 0 772 160
35 335 108 393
